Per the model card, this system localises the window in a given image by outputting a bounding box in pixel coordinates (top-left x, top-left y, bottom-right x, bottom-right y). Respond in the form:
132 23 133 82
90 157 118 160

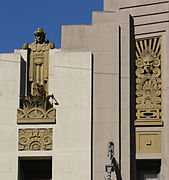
18 157 52 180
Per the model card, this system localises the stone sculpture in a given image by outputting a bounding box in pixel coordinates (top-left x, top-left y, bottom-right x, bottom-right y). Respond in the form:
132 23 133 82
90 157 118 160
17 28 56 124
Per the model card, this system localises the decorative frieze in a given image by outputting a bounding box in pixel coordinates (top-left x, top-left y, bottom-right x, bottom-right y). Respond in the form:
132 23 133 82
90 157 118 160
135 36 162 126
18 128 53 151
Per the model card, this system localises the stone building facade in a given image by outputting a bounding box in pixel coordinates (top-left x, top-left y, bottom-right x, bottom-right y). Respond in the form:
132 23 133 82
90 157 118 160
0 0 169 180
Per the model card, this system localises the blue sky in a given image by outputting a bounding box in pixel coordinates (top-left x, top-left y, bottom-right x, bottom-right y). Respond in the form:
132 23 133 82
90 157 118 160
0 0 103 53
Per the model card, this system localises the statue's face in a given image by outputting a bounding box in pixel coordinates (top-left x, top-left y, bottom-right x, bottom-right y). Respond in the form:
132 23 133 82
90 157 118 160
140 49 156 73
143 55 153 73
35 33 43 43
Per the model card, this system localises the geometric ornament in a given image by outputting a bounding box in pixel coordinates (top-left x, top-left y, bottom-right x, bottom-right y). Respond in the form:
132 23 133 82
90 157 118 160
135 36 162 126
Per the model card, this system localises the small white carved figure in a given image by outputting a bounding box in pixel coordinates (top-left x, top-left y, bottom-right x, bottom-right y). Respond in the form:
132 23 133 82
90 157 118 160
108 141 114 165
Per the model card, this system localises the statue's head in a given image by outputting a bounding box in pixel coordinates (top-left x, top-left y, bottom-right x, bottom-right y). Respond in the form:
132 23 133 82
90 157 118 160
34 28 46 44
108 142 114 153
108 141 114 148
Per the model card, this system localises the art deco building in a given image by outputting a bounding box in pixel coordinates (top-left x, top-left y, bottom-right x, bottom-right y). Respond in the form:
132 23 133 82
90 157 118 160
0 0 169 180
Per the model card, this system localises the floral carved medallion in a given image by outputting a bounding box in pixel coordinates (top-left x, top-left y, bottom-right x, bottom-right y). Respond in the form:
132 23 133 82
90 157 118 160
18 128 53 151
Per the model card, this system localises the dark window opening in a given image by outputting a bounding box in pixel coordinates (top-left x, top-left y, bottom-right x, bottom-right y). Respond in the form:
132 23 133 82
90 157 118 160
18 157 52 180
136 159 161 180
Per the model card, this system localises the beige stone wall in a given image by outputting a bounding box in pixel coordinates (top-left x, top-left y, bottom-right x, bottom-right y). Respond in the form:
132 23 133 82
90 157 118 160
0 50 92 180
1 1 169 179
62 10 131 180
49 50 92 180
0 53 21 179
104 1 169 180
104 0 168 12
114 1 169 180
104 0 169 36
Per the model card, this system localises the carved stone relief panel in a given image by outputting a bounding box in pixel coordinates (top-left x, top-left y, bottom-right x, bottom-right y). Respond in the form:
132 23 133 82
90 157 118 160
135 36 162 126
18 128 53 151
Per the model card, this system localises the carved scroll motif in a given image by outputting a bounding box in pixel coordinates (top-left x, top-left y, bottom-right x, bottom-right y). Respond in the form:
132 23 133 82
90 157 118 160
135 37 162 126
18 128 53 151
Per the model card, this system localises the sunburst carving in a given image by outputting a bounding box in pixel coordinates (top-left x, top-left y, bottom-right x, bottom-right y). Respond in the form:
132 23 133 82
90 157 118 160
135 36 162 126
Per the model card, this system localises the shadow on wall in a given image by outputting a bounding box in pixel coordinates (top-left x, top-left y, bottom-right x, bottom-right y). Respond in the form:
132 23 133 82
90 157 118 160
113 157 122 180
